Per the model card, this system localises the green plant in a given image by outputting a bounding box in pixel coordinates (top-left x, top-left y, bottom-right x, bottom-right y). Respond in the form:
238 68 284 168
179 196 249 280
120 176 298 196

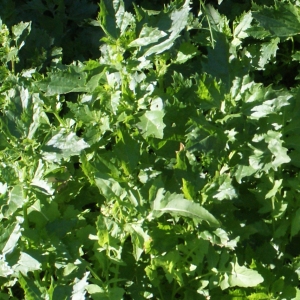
1 0 300 299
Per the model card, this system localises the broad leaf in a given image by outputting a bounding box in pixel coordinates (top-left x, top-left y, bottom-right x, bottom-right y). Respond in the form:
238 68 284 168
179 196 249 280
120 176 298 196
152 193 220 227
252 3 300 37
2 185 27 218
13 252 42 275
137 110 166 139
95 173 126 200
227 261 264 288
42 128 89 161
38 66 88 96
129 25 167 47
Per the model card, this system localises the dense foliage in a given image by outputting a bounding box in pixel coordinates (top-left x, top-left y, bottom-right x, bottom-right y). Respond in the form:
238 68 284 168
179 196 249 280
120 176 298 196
1 0 300 298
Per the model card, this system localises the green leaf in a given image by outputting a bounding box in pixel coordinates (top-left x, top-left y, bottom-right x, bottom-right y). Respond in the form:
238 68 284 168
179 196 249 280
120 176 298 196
99 0 134 39
202 31 231 90
2 185 27 218
71 272 89 300
252 2 300 37
0 258 12 277
42 128 89 161
38 66 88 96
233 12 253 41
152 193 220 227
143 0 190 57
18 273 43 300
12 21 31 50
265 179 282 199
113 129 140 175
95 173 126 200
203 4 223 33
213 175 237 201
13 252 41 275
291 208 300 238
220 260 264 289
250 90 291 119
175 42 199 64
125 223 149 261
258 37 280 69
128 25 167 47
264 130 291 170
0 222 22 256
137 110 166 139
229 262 264 288
109 90 121 115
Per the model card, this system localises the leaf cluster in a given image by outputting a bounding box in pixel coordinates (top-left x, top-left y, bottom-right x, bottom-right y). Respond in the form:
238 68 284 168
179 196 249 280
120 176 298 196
1 0 300 299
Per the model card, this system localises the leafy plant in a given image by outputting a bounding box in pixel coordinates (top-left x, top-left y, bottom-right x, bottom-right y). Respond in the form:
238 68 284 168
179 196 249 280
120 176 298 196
1 0 300 299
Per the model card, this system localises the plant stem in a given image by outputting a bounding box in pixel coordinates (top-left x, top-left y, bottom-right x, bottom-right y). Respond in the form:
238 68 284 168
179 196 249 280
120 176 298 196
11 59 15 74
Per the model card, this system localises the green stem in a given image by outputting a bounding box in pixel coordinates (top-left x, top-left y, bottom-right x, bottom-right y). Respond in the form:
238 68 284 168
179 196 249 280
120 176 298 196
23 206 29 229
171 280 177 299
157 284 165 300
173 271 214 296
22 188 29 231
11 59 15 74
158 76 164 91
84 261 102 282
200 0 215 48
53 111 65 126
113 264 120 288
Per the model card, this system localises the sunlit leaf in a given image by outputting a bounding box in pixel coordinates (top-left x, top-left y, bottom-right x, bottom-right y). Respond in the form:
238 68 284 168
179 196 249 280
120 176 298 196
137 110 166 139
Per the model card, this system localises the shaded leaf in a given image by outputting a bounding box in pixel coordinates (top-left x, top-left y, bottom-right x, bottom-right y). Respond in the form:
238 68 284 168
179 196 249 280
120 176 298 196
18 273 43 300
38 66 88 96
252 3 300 37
